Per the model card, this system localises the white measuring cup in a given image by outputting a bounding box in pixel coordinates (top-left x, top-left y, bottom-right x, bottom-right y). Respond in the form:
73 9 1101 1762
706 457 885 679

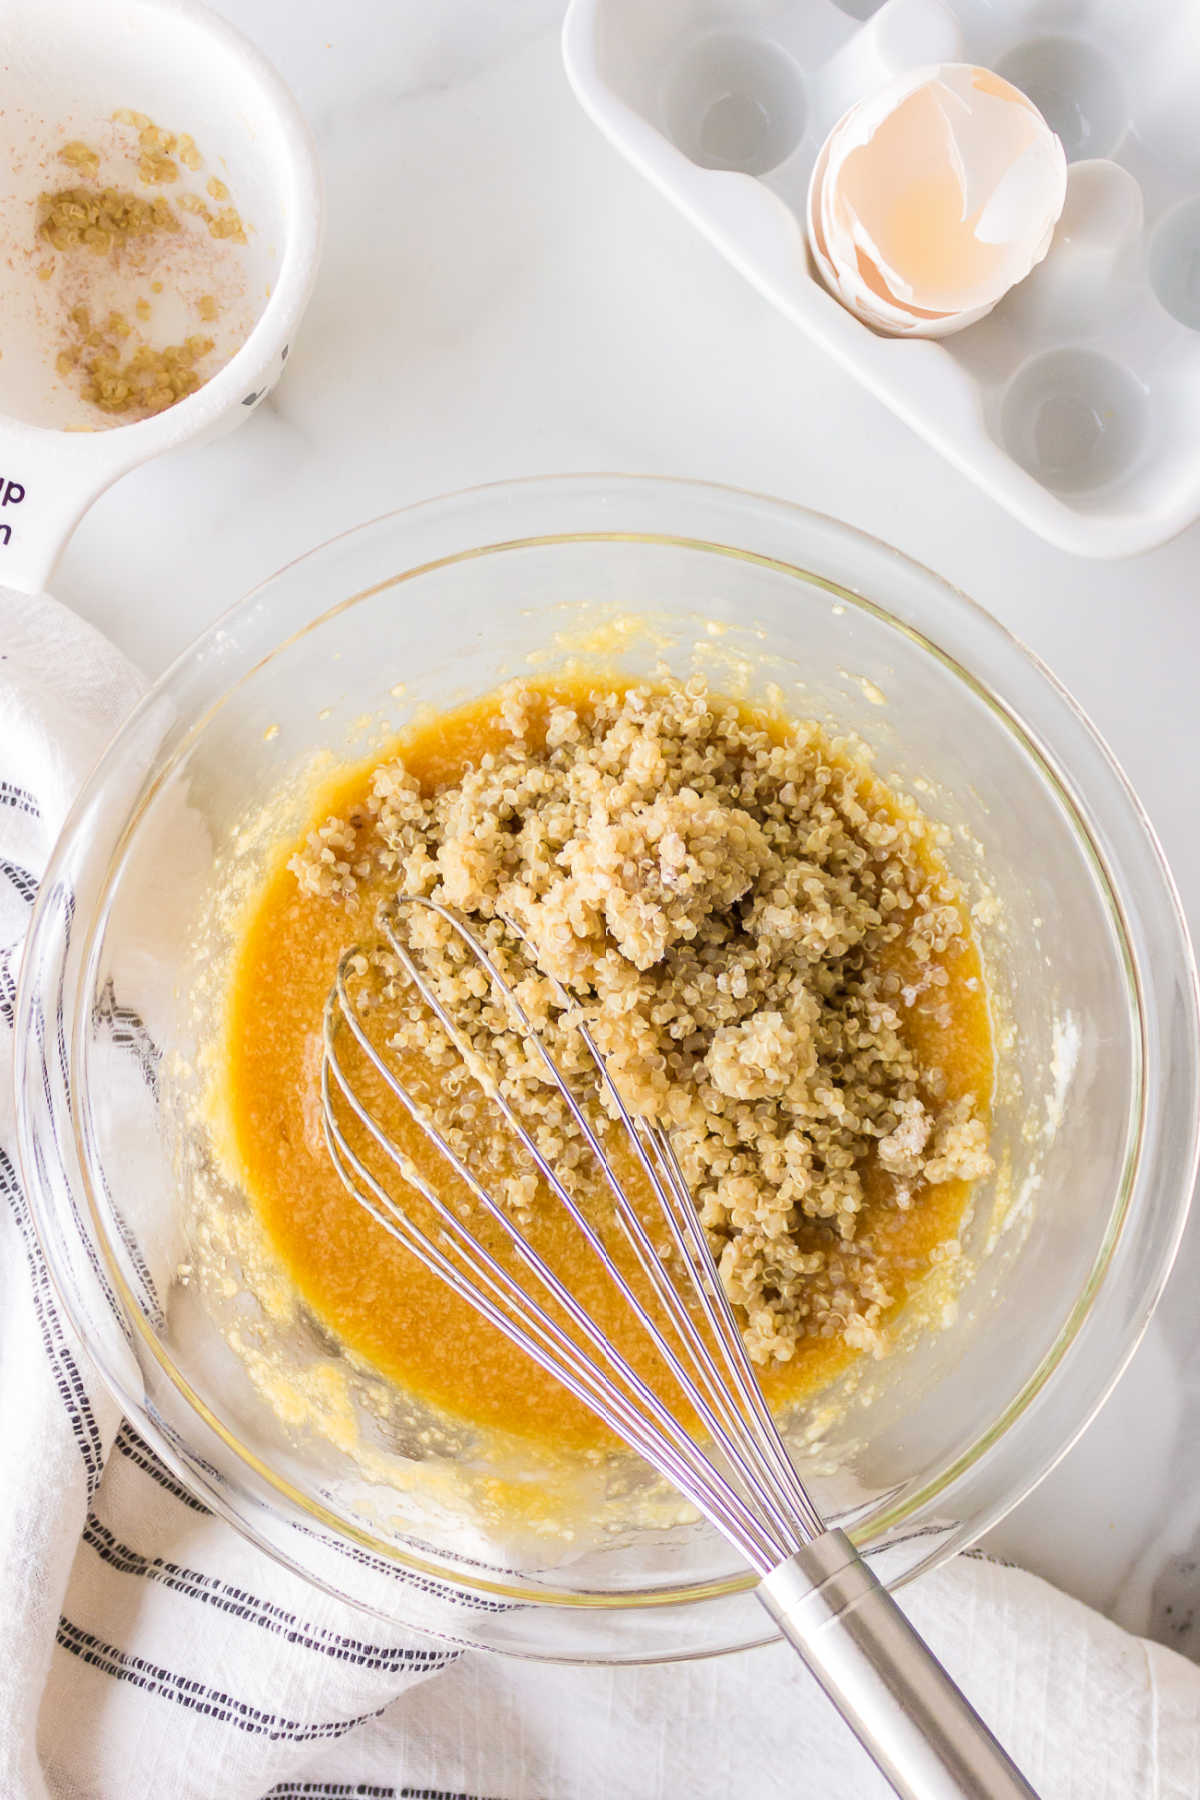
0 0 322 595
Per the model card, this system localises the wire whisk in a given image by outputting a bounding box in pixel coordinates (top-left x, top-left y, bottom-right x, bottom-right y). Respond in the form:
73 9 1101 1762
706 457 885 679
322 895 1037 1800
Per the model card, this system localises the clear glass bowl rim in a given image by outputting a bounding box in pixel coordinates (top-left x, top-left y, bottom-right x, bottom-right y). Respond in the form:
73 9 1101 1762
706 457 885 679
16 473 1200 1635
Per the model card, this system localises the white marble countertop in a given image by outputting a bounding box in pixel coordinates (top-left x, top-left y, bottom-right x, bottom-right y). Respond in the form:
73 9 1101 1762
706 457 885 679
52 0 1200 1662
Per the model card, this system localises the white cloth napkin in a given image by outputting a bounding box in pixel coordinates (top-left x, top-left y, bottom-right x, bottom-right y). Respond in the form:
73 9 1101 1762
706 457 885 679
2 589 1200 1800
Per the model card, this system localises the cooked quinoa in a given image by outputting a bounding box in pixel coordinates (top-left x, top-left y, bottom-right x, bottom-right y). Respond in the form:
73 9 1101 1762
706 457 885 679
38 113 248 421
292 677 992 1366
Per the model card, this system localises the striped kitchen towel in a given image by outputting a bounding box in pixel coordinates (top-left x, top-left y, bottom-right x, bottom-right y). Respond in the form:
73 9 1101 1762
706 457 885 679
0 590 456 1800
3 587 1200 1800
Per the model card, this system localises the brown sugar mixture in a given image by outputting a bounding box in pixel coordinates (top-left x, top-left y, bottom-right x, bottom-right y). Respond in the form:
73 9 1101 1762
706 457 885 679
225 675 994 1453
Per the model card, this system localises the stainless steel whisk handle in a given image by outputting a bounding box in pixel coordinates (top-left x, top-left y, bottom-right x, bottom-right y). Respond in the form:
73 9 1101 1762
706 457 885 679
758 1531 1039 1800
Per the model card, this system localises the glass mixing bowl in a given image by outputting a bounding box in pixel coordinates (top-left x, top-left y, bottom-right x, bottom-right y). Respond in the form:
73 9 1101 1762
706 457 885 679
16 475 1199 1662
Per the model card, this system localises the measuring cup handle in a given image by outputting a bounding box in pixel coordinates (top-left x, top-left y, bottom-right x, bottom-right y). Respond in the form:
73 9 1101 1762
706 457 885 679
758 1530 1039 1800
0 426 138 596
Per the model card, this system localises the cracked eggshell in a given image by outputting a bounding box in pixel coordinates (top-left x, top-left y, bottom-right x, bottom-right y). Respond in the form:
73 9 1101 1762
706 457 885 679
807 129 971 336
807 63 1068 339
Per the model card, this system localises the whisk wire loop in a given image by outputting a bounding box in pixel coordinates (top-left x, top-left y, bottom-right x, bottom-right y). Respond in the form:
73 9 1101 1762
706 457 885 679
378 901 824 1548
324 949 786 1568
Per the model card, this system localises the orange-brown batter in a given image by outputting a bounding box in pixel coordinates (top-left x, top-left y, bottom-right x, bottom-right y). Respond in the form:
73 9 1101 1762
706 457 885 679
224 677 993 1453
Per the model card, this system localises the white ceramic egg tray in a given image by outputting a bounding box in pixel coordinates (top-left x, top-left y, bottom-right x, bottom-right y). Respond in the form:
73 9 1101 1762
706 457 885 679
563 0 1200 557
